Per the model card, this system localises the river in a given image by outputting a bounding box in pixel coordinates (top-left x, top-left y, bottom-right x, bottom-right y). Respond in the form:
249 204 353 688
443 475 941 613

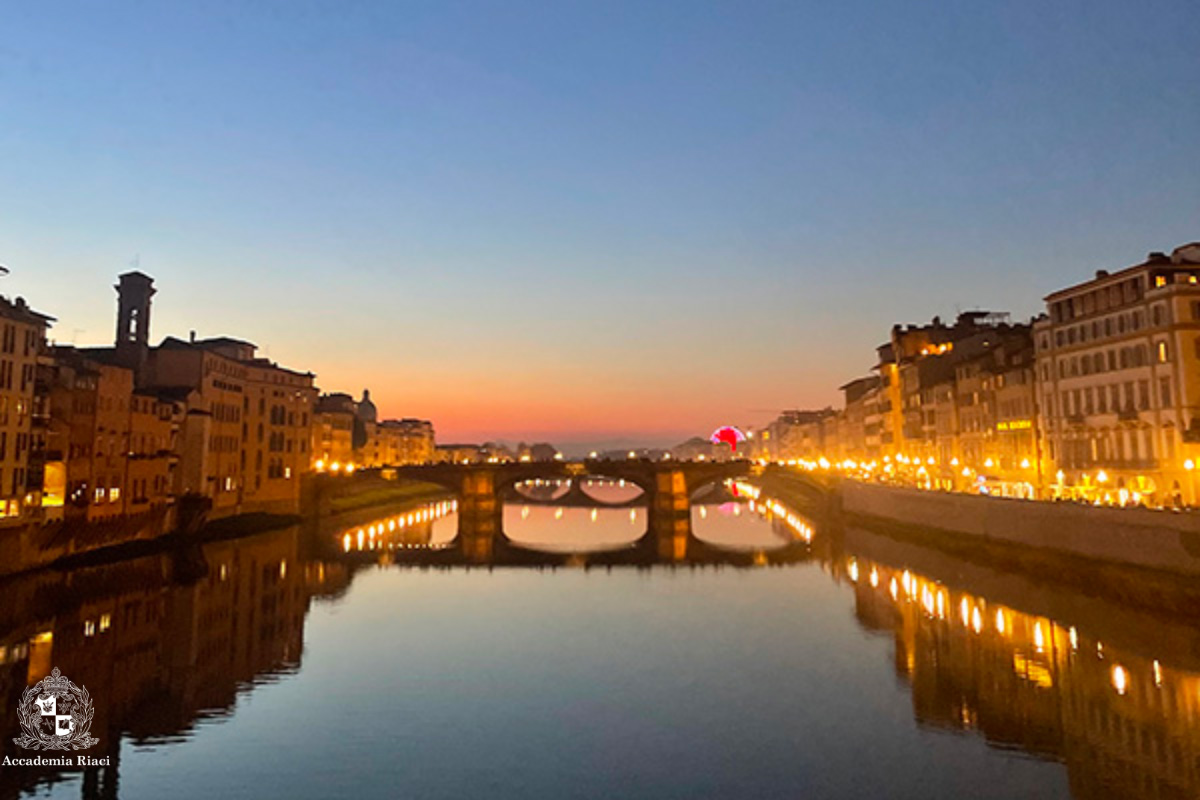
1 482 1197 799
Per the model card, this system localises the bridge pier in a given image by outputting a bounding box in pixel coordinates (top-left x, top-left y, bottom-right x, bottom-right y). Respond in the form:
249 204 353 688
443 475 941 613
649 469 692 562
458 469 500 563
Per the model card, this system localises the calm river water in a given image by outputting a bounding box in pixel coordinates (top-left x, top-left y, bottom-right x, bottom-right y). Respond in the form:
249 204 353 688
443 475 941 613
2 483 1198 799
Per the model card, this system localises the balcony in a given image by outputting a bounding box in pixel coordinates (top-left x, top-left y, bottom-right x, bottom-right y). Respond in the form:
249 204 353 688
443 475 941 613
1116 405 1140 422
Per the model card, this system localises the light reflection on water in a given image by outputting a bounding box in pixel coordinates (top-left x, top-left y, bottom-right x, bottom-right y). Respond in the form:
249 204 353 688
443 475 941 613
2 487 1199 799
502 504 645 552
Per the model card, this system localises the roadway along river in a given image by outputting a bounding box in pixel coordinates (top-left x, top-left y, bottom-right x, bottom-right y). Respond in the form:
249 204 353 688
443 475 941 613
2 483 1197 799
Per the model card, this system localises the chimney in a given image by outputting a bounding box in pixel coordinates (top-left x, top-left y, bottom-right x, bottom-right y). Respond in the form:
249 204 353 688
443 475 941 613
114 271 155 378
190 330 196 343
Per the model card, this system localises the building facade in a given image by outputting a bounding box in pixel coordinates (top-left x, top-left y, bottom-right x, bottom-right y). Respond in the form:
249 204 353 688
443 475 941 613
0 296 53 523
1035 243 1200 505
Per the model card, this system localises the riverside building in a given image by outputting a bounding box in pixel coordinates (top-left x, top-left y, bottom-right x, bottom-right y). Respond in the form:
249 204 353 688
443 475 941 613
0 296 53 523
1035 242 1200 505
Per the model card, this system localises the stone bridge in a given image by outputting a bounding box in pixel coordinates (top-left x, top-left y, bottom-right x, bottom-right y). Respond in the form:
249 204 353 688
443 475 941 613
326 460 839 568
388 458 753 539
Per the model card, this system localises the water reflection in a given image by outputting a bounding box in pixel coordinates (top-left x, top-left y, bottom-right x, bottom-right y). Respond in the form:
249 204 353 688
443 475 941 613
2 486 1199 798
337 500 458 554
502 505 644 553
0 525 344 800
834 525 1200 799
336 488 814 568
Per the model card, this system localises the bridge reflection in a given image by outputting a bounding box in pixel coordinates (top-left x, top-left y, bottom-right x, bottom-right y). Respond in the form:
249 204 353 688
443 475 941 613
333 491 815 569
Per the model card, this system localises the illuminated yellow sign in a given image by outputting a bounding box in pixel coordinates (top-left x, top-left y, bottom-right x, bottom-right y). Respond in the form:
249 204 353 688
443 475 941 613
997 420 1032 432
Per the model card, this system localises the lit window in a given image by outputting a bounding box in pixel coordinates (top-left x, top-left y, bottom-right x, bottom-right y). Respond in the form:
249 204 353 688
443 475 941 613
98 614 111 633
1155 275 1167 288
1158 341 1168 363
109 487 120 503
83 620 96 637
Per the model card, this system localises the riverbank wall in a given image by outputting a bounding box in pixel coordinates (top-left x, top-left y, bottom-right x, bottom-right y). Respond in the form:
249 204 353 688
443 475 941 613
840 481 1200 577
0 474 449 578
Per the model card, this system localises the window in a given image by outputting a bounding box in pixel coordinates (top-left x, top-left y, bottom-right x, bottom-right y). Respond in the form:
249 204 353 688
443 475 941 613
1158 341 1169 363
1160 377 1172 408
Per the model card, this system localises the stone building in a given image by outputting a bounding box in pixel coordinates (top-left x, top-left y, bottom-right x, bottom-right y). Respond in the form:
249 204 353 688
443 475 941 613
78 274 317 519
0 295 53 523
34 347 174 523
313 392 357 468
1035 243 1200 504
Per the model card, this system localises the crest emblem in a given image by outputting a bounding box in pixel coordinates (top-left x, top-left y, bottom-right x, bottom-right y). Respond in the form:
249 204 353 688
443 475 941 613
12 668 99 751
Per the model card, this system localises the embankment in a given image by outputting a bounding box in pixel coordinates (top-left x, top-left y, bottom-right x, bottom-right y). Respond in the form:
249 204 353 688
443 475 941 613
837 480 1200 615
840 481 1200 576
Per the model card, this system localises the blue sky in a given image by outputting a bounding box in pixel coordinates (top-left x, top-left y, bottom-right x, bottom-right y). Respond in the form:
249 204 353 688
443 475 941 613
2 0 1197 447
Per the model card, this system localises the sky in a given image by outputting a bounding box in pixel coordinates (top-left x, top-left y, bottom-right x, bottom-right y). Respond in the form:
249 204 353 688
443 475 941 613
2 1 1198 450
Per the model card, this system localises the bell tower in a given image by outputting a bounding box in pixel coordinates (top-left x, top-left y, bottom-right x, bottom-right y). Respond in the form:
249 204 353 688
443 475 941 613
114 271 155 377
